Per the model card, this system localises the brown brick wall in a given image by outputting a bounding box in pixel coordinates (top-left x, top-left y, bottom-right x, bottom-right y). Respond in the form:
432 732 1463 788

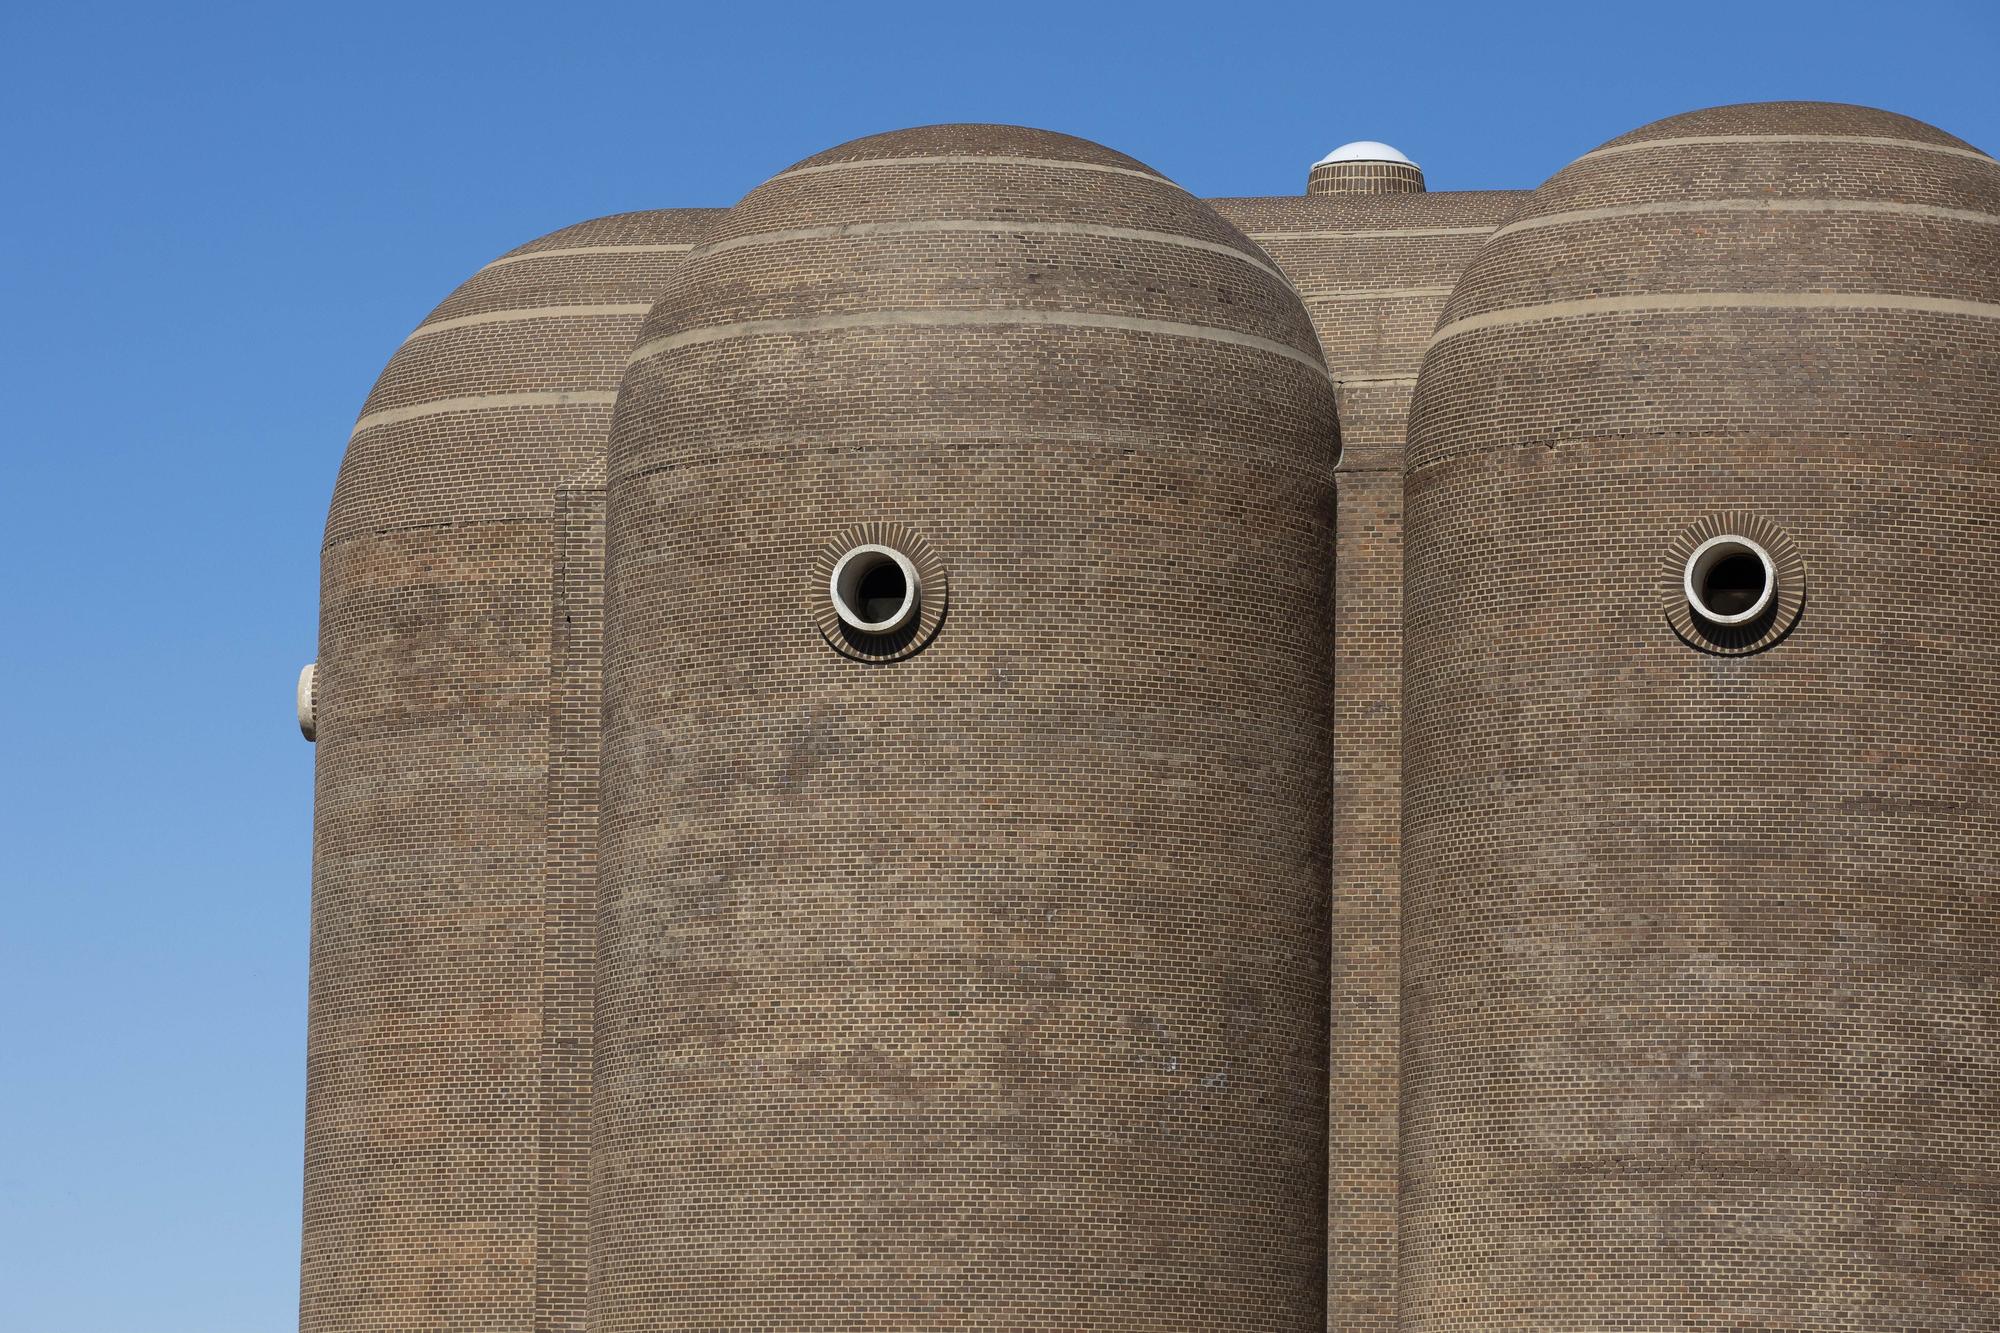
1308 160 1425 196
1400 103 2000 1331
1213 191 1521 1333
306 210 714 1333
303 104 1998 1333
593 126 1339 1332
537 462 607 1333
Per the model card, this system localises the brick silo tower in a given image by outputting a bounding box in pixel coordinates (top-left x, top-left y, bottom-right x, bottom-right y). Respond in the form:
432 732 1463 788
1399 103 2000 1330
592 126 1340 1331
303 210 714 1333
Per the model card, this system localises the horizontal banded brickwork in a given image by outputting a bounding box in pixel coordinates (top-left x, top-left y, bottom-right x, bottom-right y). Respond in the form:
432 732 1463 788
307 207 718 1333
596 125 1337 1333
1308 160 1426 196
1208 187 1525 1333
1214 194 1519 415
628 305 1331 375
363 320 642 411
1401 101 2000 1333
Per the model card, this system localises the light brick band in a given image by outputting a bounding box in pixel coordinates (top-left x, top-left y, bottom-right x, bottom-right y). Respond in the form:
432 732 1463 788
1432 289 2000 346
480 242 695 270
401 304 654 344
1492 196 2000 241
628 306 1330 376
1578 132 1996 164
350 389 618 437
774 153 1180 188
696 218 1291 285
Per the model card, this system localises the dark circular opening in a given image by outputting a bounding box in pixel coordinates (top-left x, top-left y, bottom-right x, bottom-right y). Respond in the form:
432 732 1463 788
1701 552 1769 619
855 559 908 624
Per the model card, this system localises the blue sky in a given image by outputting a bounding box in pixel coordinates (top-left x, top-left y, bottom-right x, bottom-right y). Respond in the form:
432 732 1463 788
0 2 1993 1329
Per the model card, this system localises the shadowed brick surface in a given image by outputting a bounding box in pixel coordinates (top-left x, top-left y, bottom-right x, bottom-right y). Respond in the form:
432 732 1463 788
596 125 1338 1332
302 103 1999 1333
1213 190 1522 1333
307 209 715 1333
1401 102 2000 1332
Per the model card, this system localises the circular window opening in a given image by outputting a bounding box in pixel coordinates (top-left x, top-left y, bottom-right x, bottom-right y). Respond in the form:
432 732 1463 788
829 544 921 634
1684 534 1776 625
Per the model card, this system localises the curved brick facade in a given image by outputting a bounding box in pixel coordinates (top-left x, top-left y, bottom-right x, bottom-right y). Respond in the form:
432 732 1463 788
1208 189 1521 1333
307 208 715 1333
594 125 1339 1331
302 102 2000 1333
1400 103 2000 1331
1308 159 1425 195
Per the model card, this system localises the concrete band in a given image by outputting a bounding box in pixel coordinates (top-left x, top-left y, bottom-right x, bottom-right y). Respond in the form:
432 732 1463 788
696 218 1293 286
1577 133 1998 165
1249 226 1497 241
773 153 1182 189
1303 286 1456 301
401 304 655 345
1432 290 2000 346
350 389 619 437
627 307 1332 377
1492 197 2000 241
479 243 696 270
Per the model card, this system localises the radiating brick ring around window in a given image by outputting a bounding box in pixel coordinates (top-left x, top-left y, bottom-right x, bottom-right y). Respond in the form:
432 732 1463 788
1662 512 1806 655
810 522 948 662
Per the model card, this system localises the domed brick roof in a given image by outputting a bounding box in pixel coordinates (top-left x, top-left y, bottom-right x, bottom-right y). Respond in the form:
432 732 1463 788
616 123 1327 442
1411 101 2000 468
326 208 715 547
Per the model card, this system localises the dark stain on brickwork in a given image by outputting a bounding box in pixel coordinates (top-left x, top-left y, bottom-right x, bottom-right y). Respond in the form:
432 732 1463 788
305 103 1999 1333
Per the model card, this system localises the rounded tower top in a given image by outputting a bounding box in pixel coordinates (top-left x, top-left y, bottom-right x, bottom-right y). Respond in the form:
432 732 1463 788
619 122 1333 483
325 208 714 547
1412 100 2000 469
595 122 1339 1332
780 121 1174 177
1308 140 1424 195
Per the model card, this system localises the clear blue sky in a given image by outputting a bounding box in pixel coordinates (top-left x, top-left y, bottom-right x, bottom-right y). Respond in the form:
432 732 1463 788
0 2 1993 1329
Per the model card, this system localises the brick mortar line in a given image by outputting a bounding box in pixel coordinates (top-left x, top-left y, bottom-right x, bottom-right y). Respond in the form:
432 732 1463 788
1577 133 1997 164
1302 286 1456 301
610 436 1336 498
350 389 618 436
627 307 1331 376
1432 291 2000 346
323 513 559 550
773 154 1182 189
401 304 655 345
1247 226 1496 241
1493 197 2000 241
479 243 696 271
1405 426 1998 480
694 219 1292 286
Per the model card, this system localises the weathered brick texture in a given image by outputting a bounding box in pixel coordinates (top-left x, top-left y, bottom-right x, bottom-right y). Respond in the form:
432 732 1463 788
596 124 1338 1332
1210 192 1520 1333
307 210 715 1333
1400 102 2000 1332
301 104 1999 1333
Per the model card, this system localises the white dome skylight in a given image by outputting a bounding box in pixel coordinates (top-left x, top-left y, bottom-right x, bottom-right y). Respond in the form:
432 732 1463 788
1314 140 1419 169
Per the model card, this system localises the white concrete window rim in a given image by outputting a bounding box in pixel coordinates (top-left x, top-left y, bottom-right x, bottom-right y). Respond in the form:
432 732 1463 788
1684 533 1777 625
829 543 922 634
297 663 317 741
